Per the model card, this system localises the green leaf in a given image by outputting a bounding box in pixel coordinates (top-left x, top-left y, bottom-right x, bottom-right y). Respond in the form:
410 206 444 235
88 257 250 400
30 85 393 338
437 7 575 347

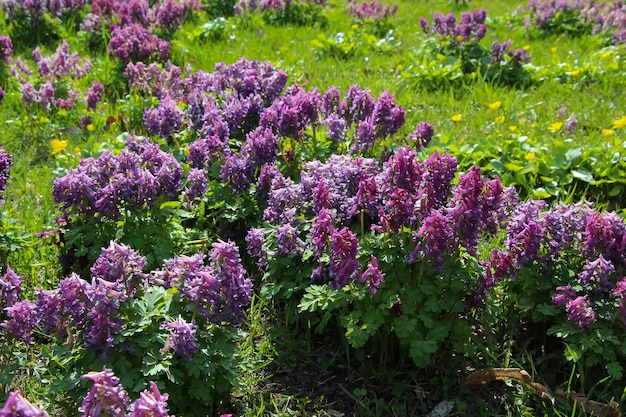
570 169 594 183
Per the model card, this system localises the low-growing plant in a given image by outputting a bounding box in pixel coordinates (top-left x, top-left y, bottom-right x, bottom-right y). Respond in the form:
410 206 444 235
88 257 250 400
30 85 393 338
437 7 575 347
234 0 328 27
405 8 533 88
0 239 253 415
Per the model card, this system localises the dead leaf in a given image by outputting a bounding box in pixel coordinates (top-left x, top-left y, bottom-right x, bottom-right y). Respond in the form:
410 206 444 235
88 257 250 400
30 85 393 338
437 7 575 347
426 400 455 417
462 368 553 403
556 389 622 417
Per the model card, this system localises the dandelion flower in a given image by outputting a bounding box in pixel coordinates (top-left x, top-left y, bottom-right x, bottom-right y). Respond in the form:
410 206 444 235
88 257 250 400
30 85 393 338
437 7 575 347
496 115 505 124
570 70 580 77
488 101 502 110
525 152 536 160
50 139 67 154
508 125 518 132
601 51 612 59
551 47 557 53
87 124 95 132
523 45 530 50
602 128 615 137
548 121 563 132
451 114 462 122
456 34 464 43
612 116 626 129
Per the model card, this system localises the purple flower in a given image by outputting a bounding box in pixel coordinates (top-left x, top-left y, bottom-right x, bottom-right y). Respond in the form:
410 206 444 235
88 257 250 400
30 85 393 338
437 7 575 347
329 227 360 289
340 84 375 126
220 150 254 194
128 381 171 417
245 227 266 260
410 209 453 266
85 81 104 111
371 90 405 139
79 368 131 417
565 295 596 328
348 0 397 21
0 150 14 204
275 223 306 256
143 95 185 141
90 240 147 298
108 24 170 63
310 208 336 259
446 166 484 255
162 315 198 359
360 255 385 295
325 113 346 142
1 300 39 343
0 35 12 63
245 126 278 165
0 267 21 308
183 168 208 202
0 391 48 417
409 121 434 151
552 284 576 306
83 280 123 352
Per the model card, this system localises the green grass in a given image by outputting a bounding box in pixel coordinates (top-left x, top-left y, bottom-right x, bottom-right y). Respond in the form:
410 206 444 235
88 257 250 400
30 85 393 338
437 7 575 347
1 0 626 415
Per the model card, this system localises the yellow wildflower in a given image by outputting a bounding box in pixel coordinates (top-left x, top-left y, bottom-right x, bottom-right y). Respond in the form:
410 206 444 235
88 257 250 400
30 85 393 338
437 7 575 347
570 70 580 77
456 35 464 43
550 47 557 53
548 121 563 132
508 125 518 133
50 139 68 155
87 124 95 132
496 115 505 124
488 101 502 110
523 45 530 50
74 147 81 153
601 51 612 59
451 114 462 122
612 116 626 129
525 152 536 161
351 24 359 30
602 129 615 137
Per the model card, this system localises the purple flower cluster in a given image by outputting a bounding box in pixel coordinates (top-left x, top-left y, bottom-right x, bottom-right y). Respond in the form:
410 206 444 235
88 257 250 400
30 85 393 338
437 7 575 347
0 0 86 20
0 391 49 417
0 35 12 63
80 368 172 417
420 8 488 44
0 268 22 309
254 146 517 288
162 315 198 360
526 0 626 44
347 0 398 22
11 41 97 112
150 240 253 325
53 136 183 220
0 146 12 206
234 0 327 15
491 40 531 65
0 369 174 417
108 23 170 63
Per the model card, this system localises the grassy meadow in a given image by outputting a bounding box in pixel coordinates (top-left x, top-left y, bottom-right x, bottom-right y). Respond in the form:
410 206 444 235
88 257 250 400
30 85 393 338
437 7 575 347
1 0 626 415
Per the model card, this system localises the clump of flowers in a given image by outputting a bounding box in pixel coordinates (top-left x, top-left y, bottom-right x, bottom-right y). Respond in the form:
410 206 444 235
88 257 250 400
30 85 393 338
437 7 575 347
10 40 103 112
234 0 328 26
412 8 532 87
1 240 252 415
525 0 626 44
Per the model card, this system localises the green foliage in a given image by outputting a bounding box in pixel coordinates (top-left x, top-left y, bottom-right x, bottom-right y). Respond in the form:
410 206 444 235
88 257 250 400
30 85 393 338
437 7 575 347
197 17 237 42
21 281 242 415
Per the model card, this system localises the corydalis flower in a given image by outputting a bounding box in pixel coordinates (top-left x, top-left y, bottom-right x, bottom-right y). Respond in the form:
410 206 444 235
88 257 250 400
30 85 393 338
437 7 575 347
162 315 198 360
360 255 385 295
0 146 13 206
90 240 147 298
0 267 21 308
329 228 361 289
128 381 172 417
409 121 435 151
79 368 131 417
1 300 38 343
0 391 49 417
143 95 185 141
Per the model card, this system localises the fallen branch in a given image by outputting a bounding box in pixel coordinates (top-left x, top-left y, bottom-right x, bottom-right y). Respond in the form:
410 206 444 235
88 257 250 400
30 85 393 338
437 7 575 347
462 368 622 417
